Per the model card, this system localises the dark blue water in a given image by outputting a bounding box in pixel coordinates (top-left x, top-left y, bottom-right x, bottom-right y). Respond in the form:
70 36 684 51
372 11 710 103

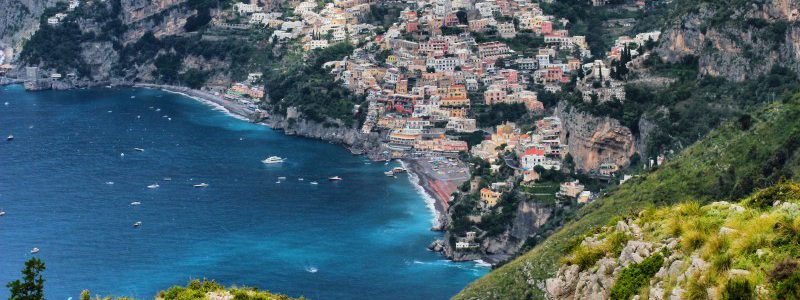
0 85 486 300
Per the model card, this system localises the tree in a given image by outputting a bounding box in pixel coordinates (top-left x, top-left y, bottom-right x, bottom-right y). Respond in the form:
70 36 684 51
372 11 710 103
6 258 46 300
80 290 91 300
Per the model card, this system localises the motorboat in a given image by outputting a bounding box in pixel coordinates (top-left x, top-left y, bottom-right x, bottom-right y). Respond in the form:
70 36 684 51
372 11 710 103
0 210 5 216
193 183 209 188
30 248 40 254
329 176 342 181
147 183 159 189
6 134 13 141
310 181 318 185
384 171 396 177
262 156 285 164
278 176 287 180
163 177 172 181
392 167 407 173
134 148 144 152
105 181 114 185
133 221 142 228
298 178 304 181
130 202 141 206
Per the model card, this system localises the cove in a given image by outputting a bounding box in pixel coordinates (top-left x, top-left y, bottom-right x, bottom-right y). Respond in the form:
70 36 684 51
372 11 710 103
0 85 486 300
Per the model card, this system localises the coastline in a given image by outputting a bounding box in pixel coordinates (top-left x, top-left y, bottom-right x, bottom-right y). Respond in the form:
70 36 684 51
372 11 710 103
137 84 454 228
134 83 255 122
402 159 447 229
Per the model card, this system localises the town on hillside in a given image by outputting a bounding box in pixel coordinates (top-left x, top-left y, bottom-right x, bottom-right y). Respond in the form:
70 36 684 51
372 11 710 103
6 0 669 264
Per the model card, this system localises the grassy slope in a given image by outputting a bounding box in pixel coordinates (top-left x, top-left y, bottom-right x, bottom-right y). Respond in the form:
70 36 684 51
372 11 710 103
454 94 800 299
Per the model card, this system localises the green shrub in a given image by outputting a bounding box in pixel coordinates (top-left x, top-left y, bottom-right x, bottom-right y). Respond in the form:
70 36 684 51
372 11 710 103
609 254 664 300
774 272 800 300
721 277 754 300
742 182 800 209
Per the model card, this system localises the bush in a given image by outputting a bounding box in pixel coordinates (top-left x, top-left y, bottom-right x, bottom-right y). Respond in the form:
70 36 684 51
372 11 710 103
609 253 663 300
721 277 754 300
742 182 800 209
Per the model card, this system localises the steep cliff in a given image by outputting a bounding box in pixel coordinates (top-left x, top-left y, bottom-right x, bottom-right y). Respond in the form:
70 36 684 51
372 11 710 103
0 0 59 58
555 101 637 172
657 0 800 81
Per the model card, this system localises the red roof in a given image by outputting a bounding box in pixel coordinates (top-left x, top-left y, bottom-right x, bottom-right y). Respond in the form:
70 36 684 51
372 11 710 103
524 148 545 156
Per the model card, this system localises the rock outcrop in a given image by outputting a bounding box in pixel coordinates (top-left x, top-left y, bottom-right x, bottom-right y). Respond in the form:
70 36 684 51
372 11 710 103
555 101 637 172
436 199 556 264
259 107 383 157
656 0 800 81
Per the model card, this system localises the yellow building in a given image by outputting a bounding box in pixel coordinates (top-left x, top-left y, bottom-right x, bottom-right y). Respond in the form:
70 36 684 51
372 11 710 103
480 188 502 207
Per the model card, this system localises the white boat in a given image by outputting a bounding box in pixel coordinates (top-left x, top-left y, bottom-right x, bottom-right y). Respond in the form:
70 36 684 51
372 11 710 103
0 211 6 216
133 221 142 228
30 248 39 254
130 202 141 206
278 176 287 180
193 183 209 188
329 176 342 181
392 167 407 173
134 148 144 152
310 181 318 185
105 181 114 185
120 153 125 157
6 134 13 141
298 178 304 181
163 177 172 181
147 183 159 189
155 108 161 112
384 171 396 177
262 156 285 164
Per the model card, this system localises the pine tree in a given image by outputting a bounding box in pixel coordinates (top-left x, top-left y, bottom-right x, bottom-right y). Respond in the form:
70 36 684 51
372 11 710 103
6 258 46 300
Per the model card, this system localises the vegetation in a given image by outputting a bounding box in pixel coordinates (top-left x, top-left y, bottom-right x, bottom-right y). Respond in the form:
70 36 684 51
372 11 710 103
263 42 365 125
157 279 303 300
609 253 663 300
455 92 800 299
6 258 45 300
5 258 300 300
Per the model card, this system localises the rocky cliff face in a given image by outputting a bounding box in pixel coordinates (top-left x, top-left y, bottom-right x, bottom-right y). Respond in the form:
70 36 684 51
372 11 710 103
0 0 59 58
656 0 800 81
437 200 556 264
555 101 637 172
258 107 383 157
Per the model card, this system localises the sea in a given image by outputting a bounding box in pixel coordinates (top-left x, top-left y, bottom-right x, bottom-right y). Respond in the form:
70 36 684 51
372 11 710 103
0 85 487 300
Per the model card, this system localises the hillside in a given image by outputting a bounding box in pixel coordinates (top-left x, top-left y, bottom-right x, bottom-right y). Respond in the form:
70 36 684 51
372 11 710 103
454 93 800 299
656 0 800 81
546 182 800 299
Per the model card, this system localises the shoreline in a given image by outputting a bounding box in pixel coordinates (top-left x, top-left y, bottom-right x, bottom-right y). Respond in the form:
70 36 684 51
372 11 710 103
9 82 463 253
134 84 255 122
401 159 446 229
138 84 454 229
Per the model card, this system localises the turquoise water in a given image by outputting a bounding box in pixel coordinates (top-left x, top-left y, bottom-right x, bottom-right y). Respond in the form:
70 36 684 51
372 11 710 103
0 85 486 299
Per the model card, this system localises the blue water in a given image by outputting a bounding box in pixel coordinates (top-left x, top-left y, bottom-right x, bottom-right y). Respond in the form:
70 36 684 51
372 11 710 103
0 85 486 300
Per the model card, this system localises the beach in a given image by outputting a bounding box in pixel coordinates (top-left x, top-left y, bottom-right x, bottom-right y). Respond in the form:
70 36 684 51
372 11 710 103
403 157 470 230
134 83 255 121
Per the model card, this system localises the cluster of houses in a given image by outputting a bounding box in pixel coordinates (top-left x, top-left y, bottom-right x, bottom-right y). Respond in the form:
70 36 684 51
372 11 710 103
46 0 80 25
225 0 379 45
180 0 659 205
221 73 265 112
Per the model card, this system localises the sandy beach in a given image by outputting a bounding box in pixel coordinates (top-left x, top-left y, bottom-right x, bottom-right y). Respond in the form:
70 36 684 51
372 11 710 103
134 83 255 121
